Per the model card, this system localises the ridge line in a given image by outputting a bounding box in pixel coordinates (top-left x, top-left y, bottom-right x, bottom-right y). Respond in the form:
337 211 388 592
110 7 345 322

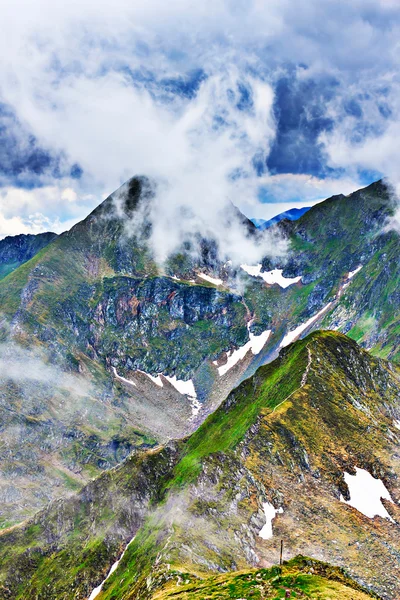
272 345 312 413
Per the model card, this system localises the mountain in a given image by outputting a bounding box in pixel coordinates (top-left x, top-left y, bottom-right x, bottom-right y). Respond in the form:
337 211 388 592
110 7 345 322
0 177 261 525
252 206 311 229
0 331 398 599
0 231 57 280
279 180 400 362
0 177 398 526
156 561 377 600
154 558 378 600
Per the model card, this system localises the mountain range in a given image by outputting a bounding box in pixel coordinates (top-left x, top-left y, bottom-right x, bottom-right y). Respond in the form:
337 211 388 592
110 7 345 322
251 206 310 229
0 331 399 599
0 176 398 599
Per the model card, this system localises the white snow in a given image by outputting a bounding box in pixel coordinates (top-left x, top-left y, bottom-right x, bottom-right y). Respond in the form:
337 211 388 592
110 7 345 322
278 263 363 348
164 375 199 419
164 375 196 398
340 467 395 521
217 329 271 376
197 273 223 286
280 302 333 348
138 370 164 387
249 329 271 354
259 502 283 539
240 263 264 278
394 420 400 431
112 367 137 387
88 536 136 600
130 369 198 416
240 264 301 288
348 265 362 279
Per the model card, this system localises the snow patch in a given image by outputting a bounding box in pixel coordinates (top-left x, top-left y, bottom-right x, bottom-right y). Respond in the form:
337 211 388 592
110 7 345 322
171 275 195 283
394 420 400 431
164 375 196 398
112 367 137 387
88 536 136 600
217 328 271 376
348 265 362 279
114 367 198 416
138 370 164 387
280 302 333 348
197 273 223 286
241 264 301 288
340 467 395 521
259 502 283 539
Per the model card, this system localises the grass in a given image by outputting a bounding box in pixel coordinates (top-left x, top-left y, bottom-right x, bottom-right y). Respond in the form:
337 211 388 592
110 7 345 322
0 331 393 600
165 338 308 489
151 556 378 600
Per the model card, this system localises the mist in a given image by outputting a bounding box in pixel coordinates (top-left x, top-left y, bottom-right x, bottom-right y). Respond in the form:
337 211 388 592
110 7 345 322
110 71 288 268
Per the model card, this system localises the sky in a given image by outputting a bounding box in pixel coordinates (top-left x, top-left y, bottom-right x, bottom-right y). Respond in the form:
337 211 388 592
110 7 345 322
1 0 400 236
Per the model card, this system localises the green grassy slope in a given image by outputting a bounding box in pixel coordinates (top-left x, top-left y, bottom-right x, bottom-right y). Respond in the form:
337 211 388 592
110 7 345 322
154 556 378 600
0 232 57 281
0 331 398 600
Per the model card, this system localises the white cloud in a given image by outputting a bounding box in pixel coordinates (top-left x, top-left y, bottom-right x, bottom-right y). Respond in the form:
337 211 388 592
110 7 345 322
240 174 364 220
0 185 97 237
1 0 400 238
114 72 286 265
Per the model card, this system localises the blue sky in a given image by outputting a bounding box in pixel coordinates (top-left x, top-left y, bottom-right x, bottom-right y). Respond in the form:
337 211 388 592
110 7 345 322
0 0 400 236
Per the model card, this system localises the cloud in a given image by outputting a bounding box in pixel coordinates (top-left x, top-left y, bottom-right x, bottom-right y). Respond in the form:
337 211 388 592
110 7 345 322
1 0 400 237
112 71 288 265
0 338 100 427
0 184 97 237
241 173 364 219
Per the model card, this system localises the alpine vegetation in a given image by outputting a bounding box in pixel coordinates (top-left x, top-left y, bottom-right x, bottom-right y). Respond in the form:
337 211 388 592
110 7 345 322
1 2 400 600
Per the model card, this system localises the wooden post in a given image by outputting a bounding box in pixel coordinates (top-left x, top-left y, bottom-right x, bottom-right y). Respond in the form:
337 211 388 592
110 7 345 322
280 539 283 566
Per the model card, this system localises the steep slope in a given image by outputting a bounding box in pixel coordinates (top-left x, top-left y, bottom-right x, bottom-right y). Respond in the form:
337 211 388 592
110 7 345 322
0 177 398 525
246 179 399 367
278 180 400 361
0 332 398 599
0 231 57 280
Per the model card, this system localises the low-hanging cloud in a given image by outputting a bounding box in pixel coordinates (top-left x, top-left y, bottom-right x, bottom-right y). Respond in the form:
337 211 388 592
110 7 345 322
318 78 400 233
113 71 289 266
0 341 94 398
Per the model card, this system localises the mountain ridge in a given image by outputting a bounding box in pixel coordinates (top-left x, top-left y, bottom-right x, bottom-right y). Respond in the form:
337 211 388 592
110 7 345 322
0 231 57 280
0 176 398 527
0 331 398 599
252 205 311 229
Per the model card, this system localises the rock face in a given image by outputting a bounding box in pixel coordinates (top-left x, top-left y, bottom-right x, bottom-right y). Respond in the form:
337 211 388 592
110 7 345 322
0 331 399 599
0 176 398 524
